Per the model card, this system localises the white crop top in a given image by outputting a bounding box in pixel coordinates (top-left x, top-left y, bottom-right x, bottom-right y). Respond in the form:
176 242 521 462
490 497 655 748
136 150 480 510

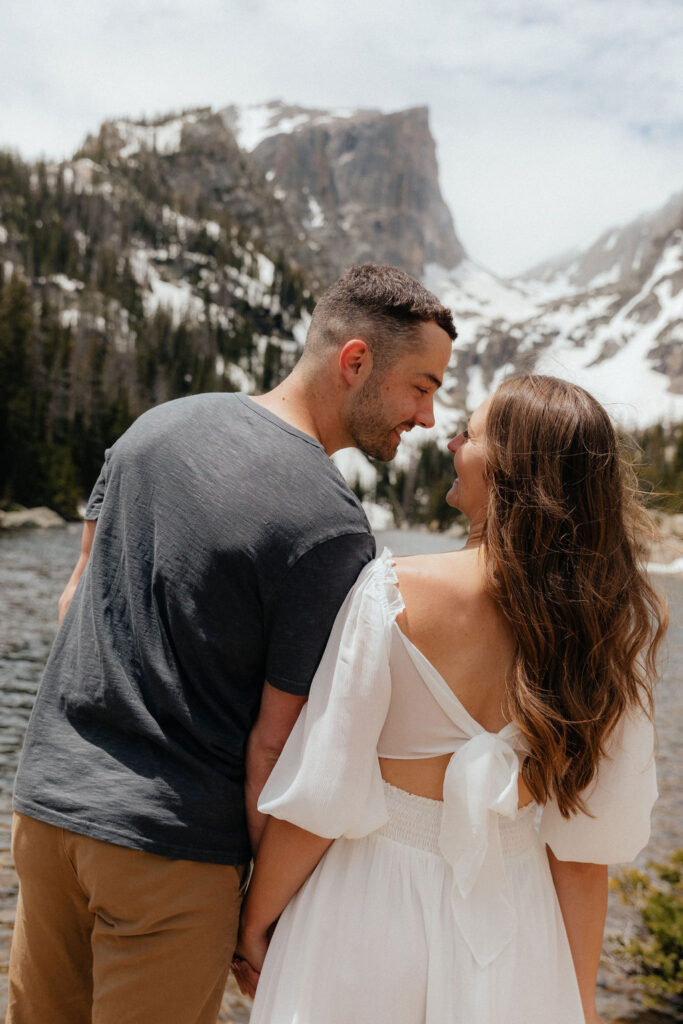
259 550 657 966
377 623 473 758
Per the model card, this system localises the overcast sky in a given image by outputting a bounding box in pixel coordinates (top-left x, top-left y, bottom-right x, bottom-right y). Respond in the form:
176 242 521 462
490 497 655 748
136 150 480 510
2 0 682 276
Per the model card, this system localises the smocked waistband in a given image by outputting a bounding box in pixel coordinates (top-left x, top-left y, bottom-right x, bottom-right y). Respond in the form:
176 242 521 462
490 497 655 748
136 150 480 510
376 781 537 856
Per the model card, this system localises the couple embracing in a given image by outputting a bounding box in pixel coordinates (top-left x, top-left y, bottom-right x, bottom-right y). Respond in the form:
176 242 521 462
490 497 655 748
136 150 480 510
6 264 666 1024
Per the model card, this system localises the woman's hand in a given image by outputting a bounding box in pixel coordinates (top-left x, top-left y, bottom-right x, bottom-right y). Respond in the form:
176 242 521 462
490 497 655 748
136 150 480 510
231 815 333 999
57 520 96 625
236 923 269 973
231 924 270 998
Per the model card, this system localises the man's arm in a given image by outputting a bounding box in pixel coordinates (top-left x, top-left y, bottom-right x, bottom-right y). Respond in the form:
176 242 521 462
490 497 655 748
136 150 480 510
57 519 97 625
547 846 607 1024
245 682 307 853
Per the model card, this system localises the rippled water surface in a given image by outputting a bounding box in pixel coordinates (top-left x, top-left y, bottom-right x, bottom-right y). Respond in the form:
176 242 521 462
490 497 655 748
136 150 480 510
0 526 680 1023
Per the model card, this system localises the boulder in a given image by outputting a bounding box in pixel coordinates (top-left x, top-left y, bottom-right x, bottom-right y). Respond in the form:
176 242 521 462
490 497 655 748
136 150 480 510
0 506 66 530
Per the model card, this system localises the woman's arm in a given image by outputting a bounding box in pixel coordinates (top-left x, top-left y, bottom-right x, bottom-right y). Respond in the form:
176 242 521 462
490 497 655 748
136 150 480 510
234 815 332 992
547 846 607 1024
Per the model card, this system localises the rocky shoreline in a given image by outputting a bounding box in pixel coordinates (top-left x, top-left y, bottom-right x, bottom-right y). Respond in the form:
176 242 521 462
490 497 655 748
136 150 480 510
3 506 682 575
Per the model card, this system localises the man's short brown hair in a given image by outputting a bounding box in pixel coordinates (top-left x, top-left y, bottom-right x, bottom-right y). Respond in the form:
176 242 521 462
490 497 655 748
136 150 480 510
304 263 456 369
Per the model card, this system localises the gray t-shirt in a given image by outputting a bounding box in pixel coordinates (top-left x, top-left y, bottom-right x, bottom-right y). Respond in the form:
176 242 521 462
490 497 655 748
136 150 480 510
14 393 375 864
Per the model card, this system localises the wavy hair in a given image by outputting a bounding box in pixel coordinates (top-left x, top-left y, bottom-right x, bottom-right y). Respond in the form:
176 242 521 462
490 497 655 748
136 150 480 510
482 375 668 817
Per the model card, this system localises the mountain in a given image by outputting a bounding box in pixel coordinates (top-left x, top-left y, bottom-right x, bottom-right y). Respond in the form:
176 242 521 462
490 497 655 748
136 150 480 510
226 101 465 283
77 102 465 290
1 101 681 522
423 188 683 435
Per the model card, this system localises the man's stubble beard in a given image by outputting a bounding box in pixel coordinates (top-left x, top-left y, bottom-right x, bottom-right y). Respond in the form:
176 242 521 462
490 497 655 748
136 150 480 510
347 371 400 462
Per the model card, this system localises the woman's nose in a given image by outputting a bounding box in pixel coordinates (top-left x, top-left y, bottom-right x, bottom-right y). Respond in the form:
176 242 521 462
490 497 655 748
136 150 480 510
447 435 461 453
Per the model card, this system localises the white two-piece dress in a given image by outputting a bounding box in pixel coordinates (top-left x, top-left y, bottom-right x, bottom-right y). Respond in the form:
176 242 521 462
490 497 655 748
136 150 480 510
249 551 657 1024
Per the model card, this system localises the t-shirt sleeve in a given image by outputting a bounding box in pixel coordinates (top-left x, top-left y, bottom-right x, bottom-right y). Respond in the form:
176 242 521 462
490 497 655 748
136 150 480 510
84 448 113 520
538 704 657 864
265 531 376 695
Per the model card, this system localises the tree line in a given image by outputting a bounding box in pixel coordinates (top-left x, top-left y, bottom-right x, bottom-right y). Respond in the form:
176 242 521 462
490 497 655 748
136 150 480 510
1 148 681 523
2 257 681 522
0 148 312 517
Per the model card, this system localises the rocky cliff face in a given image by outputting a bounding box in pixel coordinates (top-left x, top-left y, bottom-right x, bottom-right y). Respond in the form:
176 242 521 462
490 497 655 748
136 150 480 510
227 102 465 284
79 102 466 290
78 108 303 268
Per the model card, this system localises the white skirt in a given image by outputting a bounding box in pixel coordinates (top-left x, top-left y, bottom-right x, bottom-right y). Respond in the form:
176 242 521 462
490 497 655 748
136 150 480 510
250 783 585 1024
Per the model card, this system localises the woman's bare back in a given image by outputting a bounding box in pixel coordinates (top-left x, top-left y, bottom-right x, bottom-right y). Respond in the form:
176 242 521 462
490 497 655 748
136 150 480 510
379 547 533 806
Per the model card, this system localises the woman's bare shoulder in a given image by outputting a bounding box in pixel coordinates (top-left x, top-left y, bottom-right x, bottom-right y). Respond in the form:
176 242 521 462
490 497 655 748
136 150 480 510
393 548 488 627
394 548 484 596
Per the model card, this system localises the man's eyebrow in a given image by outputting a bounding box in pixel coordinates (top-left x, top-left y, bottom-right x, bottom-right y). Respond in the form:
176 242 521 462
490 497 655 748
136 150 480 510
417 372 443 389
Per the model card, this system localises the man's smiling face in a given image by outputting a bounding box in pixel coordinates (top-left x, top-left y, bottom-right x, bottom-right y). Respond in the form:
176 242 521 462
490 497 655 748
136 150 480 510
346 321 453 461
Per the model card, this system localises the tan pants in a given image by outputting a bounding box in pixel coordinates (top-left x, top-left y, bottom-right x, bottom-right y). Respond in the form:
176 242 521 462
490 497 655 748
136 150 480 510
6 813 246 1024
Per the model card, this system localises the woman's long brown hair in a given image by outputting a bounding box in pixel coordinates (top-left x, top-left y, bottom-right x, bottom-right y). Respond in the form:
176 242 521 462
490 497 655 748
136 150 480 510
483 375 668 817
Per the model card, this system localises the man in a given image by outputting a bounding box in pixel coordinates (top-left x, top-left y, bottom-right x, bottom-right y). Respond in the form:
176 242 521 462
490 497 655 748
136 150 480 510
7 263 455 1024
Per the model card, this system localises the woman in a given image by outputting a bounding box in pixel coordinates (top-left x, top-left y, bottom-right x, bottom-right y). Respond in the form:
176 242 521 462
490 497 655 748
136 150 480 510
233 375 667 1024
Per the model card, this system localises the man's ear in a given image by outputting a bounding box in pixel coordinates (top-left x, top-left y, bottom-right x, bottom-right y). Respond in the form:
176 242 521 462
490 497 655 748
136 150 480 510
339 339 372 387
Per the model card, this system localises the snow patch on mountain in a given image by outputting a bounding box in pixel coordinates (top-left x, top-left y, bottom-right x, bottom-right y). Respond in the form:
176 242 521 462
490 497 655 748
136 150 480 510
228 102 359 153
49 273 83 293
585 265 621 289
304 196 325 230
535 297 683 428
228 105 305 152
424 261 539 346
113 113 201 159
427 222 683 430
427 261 538 321
532 236 683 425
129 246 204 323
603 231 619 252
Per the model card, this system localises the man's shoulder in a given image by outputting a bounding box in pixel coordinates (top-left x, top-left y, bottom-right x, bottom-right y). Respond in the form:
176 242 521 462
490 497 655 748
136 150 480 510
132 392 235 428
283 455 371 547
113 393 235 447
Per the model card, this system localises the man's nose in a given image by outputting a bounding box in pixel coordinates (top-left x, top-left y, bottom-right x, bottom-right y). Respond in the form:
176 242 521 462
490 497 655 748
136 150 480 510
415 398 436 430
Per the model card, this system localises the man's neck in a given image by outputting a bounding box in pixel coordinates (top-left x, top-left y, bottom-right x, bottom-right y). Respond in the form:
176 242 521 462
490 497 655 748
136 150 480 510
250 372 345 454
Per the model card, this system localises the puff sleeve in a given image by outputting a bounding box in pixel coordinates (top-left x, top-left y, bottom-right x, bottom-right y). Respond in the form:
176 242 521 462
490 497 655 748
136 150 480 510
538 704 657 863
257 549 403 839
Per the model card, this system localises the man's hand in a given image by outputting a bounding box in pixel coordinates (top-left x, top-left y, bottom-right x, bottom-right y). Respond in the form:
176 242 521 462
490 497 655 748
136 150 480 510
58 520 96 625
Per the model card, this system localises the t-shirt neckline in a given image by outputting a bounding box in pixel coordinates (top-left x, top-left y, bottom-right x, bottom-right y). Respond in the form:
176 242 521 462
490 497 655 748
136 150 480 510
234 393 325 451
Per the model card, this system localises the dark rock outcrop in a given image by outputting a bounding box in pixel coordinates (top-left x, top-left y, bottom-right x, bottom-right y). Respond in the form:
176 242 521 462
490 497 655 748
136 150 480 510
246 104 465 284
